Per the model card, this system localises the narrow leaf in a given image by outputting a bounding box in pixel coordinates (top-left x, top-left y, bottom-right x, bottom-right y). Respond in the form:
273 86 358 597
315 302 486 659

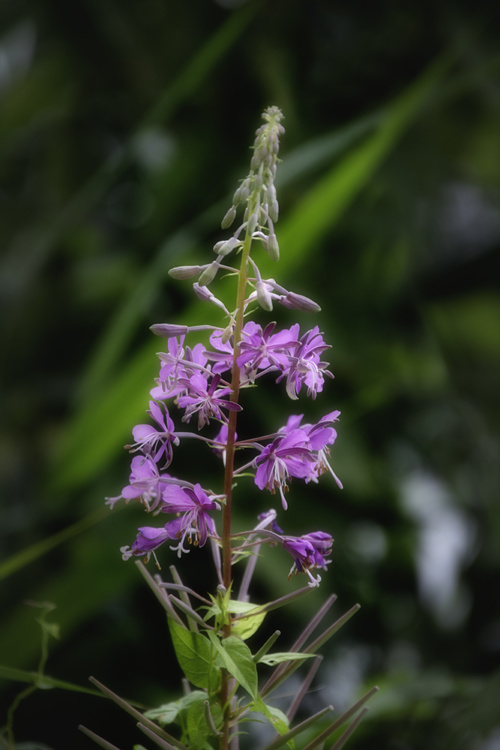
207 633 258 700
258 652 314 667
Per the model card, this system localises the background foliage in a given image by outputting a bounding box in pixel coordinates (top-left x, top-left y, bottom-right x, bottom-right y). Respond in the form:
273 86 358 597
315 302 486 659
1 1 500 748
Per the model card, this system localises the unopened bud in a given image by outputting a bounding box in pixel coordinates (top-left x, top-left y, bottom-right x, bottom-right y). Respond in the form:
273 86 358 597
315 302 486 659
221 323 234 344
150 323 190 338
280 292 321 313
266 233 280 262
256 281 273 312
168 265 202 280
193 283 213 302
266 183 277 205
213 236 241 257
268 199 279 223
198 262 219 287
221 206 237 229
233 180 250 206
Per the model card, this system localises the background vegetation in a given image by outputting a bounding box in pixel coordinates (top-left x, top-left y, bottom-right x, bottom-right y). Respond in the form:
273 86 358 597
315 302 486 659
1 1 500 748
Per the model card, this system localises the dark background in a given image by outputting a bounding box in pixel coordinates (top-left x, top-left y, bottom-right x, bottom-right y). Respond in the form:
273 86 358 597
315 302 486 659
1 1 500 748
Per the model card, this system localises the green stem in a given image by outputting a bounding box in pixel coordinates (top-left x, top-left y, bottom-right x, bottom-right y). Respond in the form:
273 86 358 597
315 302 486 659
221 225 253 594
219 214 255 750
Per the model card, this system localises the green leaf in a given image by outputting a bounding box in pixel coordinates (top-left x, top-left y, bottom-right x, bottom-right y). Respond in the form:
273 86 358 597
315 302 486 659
168 619 220 692
207 633 258 700
145 691 209 726
186 697 222 750
229 601 266 641
258 652 314 667
252 696 290 738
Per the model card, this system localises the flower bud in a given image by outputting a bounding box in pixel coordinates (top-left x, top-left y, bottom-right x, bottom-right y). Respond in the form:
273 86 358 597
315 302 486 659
221 205 237 229
280 291 321 313
266 183 277 205
149 323 189 337
233 180 249 206
213 236 241 257
256 281 273 312
268 199 279 223
168 265 202 280
198 262 219 287
193 283 213 302
221 323 234 344
266 233 280 262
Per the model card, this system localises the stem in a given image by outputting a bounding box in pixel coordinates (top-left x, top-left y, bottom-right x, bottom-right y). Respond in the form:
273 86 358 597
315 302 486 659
219 216 255 750
221 226 253 593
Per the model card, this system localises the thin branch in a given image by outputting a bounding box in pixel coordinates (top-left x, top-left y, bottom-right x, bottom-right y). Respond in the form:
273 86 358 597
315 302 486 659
78 726 123 750
135 561 184 626
287 655 323 722
88 677 188 750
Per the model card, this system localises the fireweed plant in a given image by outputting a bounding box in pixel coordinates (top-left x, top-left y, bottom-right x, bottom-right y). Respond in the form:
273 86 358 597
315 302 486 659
81 107 377 750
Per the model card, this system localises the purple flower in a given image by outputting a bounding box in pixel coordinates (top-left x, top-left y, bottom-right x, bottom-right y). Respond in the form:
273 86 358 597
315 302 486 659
127 401 179 465
282 531 333 586
254 429 315 509
106 455 164 511
278 325 332 400
177 372 241 429
151 338 208 400
207 329 234 375
280 411 343 488
236 321 298 381
211 423 236 466
161 483 221 556
120 526 171 562
120 483 221 562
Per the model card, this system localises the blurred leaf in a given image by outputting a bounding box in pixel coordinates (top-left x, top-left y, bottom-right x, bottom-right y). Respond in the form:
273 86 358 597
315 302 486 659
0 664 101 696
0 508 108 581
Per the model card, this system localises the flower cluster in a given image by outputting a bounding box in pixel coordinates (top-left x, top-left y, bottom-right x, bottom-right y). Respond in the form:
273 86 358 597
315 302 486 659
108 321 341 579
108 106 342 586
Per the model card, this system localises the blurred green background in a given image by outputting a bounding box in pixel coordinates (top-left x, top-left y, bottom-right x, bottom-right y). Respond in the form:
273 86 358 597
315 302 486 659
1 0 500 748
